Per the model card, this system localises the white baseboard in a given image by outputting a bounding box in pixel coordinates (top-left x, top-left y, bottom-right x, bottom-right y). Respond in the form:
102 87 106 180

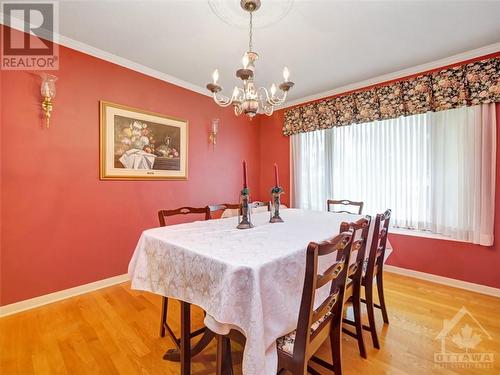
385 265 500 298
0 274 130 318
2 267 498 318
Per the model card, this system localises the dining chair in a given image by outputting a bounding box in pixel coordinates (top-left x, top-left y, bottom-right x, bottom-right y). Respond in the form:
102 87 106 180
327 199 364 214
158 206 211 226
157 206 211 346
359 209 391 349
251 201 271 212
339 216 371 359
276 231 354 375
208 203 241 219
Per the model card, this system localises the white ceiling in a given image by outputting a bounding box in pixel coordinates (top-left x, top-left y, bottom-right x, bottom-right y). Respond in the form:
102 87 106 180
16 1 500 102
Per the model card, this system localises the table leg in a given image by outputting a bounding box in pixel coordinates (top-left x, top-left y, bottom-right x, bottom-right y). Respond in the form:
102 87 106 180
223 336 234 375
216 335 224 375
180 301 191 375
216 335 234 375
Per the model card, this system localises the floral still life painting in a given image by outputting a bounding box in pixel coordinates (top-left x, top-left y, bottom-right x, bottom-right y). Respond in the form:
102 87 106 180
100 101 188 180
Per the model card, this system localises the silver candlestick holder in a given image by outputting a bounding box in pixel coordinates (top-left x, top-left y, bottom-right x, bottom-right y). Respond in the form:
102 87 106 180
270 186 284 223
237 188 254 229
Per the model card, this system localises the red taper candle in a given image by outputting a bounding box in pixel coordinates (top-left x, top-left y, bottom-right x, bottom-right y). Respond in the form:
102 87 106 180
243 160 248 188
274 163 279 187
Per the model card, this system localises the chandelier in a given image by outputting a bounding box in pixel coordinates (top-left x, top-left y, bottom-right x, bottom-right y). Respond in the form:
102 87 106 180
206 0 294 118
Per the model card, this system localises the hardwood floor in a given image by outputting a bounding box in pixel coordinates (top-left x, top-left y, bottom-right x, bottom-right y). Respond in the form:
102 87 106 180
1 273 499 374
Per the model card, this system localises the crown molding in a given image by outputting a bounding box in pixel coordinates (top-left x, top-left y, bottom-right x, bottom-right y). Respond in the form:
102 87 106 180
0 16 210 97
281 42 500 110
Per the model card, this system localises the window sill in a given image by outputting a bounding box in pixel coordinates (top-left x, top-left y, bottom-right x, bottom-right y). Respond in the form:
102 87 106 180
389 227 469 243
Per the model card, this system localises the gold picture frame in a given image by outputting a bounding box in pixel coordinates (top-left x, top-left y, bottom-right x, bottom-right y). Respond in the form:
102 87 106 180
100 101 188 180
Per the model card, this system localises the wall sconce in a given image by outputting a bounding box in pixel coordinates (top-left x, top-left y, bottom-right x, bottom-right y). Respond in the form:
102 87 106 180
209 118 219 149
40 73 57 128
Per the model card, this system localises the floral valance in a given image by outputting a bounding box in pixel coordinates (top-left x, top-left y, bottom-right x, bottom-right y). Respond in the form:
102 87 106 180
283 56 500 136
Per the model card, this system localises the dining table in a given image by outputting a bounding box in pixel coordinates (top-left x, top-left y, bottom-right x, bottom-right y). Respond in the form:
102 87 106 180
128 208 392 375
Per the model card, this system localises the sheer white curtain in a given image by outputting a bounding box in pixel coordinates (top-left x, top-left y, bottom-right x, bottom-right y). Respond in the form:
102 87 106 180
291 104 496 245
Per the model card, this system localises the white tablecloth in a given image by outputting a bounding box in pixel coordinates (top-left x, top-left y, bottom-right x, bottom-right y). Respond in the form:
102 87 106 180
128 208 388 374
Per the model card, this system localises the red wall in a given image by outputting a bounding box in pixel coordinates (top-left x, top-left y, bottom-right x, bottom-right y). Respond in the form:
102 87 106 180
258 110 290 207
259 104 500 289
0 29 261 305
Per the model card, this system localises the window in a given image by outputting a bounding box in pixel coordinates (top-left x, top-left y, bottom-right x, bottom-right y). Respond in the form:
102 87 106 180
291 104 496 245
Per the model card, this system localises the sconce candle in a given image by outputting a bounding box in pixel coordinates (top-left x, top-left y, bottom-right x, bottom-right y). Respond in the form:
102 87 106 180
243 160 248 188
40 73 57 128
274 163 279 187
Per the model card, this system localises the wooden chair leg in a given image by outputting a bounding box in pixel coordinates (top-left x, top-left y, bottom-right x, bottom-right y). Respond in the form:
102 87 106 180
330 312 343 375
352 287 367 358
159 296 168 337
365 284 380 349
376 272 389 324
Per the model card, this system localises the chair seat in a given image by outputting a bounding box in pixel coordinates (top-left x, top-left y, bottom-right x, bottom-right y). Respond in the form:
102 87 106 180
276 309 333 355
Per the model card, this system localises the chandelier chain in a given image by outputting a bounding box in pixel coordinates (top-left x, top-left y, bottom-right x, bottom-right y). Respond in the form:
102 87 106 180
248 11 253 52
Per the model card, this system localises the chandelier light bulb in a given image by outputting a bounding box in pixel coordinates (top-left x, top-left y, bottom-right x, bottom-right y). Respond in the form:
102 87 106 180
283 67 290 82
270 83 277 97
212 69 219 84
242 54 249 69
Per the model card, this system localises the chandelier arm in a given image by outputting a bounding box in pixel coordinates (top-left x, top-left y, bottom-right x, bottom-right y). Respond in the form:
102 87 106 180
272 90 288 105
259 102 274 116
256 89 274 116
268 96 284 106
258 86 271 103
258 86 287 106
213 92 234 107
273 89 288 105
265 106 274 116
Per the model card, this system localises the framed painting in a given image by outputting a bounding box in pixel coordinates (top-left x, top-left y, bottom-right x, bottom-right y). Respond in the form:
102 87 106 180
100 101 188 180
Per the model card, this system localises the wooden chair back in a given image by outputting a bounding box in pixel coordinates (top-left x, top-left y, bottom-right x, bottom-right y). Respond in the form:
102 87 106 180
158 206 210 227
340 216 371 283
327 199 364 214
293 231 353 359
207 203 241 219
365 210 391 281
251 201 271 211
